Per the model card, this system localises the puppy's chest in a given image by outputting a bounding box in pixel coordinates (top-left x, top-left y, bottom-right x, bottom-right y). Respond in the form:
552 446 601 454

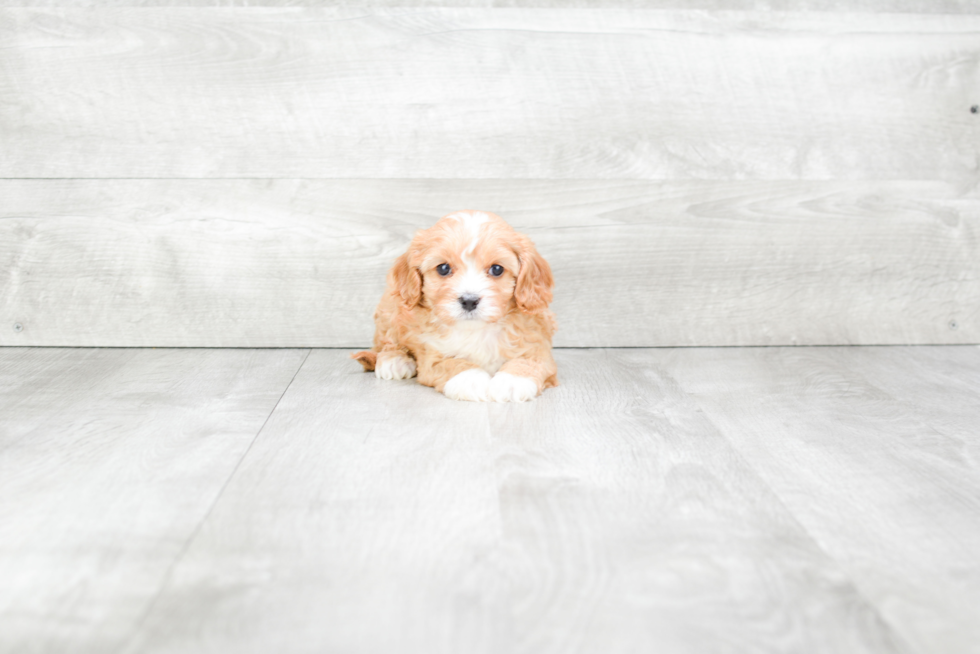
420 323 507 374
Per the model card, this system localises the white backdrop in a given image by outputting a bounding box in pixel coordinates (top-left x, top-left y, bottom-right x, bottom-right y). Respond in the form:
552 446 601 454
1 5 977 346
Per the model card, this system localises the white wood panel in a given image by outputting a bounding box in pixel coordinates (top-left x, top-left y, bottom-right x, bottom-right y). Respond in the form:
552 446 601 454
0 347 309 654
824 346 980 463
119 349 913 653
1 179 977 347
0 348 139 442
4 0 979 10
489 348 908 654
1 9 977 180
3 346 978 651
653 345 980 654
121 349 510 654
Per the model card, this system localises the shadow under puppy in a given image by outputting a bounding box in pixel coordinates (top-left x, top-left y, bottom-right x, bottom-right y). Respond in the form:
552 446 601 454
353 210 558 402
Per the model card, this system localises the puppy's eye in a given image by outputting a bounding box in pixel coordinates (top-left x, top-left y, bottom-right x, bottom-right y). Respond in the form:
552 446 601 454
489 264 504 277
436 263 452 276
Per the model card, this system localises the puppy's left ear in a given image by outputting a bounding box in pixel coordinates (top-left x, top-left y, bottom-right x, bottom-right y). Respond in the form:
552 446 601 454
514 235 554 313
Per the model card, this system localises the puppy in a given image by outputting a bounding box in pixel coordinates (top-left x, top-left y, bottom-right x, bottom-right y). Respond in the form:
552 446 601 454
352 210 558 402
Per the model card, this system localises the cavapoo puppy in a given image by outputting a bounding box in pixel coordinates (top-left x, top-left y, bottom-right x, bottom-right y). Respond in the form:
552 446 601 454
352 210 557 402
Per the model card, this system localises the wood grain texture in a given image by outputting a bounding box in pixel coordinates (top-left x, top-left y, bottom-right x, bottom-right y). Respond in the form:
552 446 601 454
120 349 509 654
120 348 914 654
825 346 980 464
2 8 978 180
1 179 977 347
4 0 980 10
0 347 309 654
2 346 978 652
653 345 980 654
490 348 909 654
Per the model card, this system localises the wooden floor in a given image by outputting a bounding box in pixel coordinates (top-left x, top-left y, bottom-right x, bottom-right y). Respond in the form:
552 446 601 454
1 346 978 654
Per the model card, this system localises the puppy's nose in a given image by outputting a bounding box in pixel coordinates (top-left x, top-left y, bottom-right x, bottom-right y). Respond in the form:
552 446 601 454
459 294 480 312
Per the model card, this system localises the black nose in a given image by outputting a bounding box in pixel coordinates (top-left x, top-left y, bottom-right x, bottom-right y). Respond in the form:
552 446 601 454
459 295 480 312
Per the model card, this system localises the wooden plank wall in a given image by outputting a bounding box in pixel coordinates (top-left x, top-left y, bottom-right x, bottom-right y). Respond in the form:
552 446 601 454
1 5 978 347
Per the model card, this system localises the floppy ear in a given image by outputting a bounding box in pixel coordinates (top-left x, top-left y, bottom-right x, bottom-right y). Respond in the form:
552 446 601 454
514 235 554 313
388 251 422 308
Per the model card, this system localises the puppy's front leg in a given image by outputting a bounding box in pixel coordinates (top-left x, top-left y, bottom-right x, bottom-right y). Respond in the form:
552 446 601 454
489 357 557 403
417 354 490 402
374 349 417 380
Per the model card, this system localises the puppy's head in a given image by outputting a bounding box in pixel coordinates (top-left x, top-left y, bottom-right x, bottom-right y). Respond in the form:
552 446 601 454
390 211 553 323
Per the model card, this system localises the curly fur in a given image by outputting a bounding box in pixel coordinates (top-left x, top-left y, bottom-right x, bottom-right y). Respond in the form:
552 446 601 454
352 211 558 401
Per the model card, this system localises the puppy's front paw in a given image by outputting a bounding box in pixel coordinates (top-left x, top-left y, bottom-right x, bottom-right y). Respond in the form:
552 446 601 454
443 369 492 402
375 353 417 380
489 372 539 403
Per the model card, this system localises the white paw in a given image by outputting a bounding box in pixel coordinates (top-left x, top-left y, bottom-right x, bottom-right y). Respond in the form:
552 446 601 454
488 372 539 403
375 353 417 380
443 369 492 402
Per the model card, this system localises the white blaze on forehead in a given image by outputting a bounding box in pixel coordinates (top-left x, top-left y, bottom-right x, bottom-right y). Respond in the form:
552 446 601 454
444 211 493 296
448 210 491 247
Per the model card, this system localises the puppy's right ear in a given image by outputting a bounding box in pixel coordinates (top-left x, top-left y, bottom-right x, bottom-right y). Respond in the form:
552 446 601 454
388 251 422 308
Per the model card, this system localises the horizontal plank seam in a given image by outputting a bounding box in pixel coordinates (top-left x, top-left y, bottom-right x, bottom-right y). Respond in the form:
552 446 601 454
2 345 979 351
4 177 977 182
114 347 313 654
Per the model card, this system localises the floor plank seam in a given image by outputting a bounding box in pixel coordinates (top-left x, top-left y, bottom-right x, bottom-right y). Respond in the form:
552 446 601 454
111 348 313 654
486 415 520 654
661 367 921 654
3 347 976 651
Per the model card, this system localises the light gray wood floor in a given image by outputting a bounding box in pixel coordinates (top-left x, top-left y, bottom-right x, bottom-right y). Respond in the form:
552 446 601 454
1 346 978 654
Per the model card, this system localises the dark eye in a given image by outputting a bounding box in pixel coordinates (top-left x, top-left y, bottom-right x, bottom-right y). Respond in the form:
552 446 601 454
489 264 504 277
436 263 452 276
